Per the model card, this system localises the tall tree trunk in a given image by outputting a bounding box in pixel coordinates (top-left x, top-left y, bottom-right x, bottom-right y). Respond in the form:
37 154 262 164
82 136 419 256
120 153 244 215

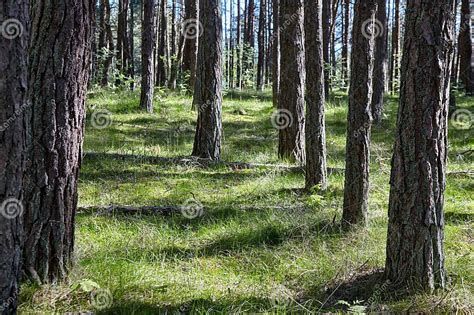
23 0 93 284
322 0 332 96
371 0 388 123
458 0 473 94
272 0 280 107
278 0 305 163
168 0 178 89
257 0 267 90
389 0 400 94
0 1 28 312
157 0 168 86
182 0 199 92
341 0 350 88
385 0 456 290
101 0 114 87
192 0 223 159
341 0 377 228
129 0 136 91
237 0 242 89
305 0 328 189
140 0 156 113
90 2 98 87
229 0 235 89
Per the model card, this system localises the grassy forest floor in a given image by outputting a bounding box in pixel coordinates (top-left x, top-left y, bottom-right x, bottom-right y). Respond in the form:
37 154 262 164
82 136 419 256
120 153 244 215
20 89 473 314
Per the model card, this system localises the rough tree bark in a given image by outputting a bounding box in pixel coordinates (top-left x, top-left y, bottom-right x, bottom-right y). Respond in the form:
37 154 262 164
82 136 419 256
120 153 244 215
272 0 280 107
278 0 305 163
458 0 473 94
23 0 93 284
140 0 156 113
192 0 223 160
341 0 377 228
0 1 28 312
385 0 456 291
371 0 388 123
305 0 328 190
182 0 199 92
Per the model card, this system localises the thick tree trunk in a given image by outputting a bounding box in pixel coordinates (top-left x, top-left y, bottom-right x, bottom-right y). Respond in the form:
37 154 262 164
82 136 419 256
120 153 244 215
140 0 156 113
278 0 305 163
385 0 456 290
389 0 400 94
257 0 267 90
371 0 388 123
0 1 28 312
305 0 328 190
182 0 199 92
458 0 473 94
23 0 93 284
272 0 280 107
341 0 377 228
322 0 332 96
192 0 223 160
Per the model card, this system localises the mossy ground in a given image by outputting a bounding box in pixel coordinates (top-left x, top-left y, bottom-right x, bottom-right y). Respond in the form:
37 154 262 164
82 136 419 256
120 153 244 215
19 89 473 314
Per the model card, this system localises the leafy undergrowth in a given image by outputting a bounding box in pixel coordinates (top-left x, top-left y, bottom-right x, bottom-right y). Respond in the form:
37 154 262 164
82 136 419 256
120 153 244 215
19 89 473 314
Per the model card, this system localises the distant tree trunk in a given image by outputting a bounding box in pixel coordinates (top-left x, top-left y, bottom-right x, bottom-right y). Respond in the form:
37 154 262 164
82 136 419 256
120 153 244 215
0 1 28 312
278 0 305 163
371 0 388 123
140 0 156 112
272 0 280 107
192 0 223 159
389 0 400 94
168 0 178 89
129 0 136 90
341 0 377 228
459 0 473 94
257 0 267 90
101 0 114 87
385 0 456 290
157 0 168 86
245 0 255 47
229 0 235 89
90 2 98 86
322 0 332 96
117 0 130 79
237 0 242 89
23 0 93 284
182 0 199 92
341 0 350 88
305 0 328 189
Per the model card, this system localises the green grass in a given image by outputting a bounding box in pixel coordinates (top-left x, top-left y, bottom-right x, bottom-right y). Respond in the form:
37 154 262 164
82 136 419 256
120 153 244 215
19 88 473 314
